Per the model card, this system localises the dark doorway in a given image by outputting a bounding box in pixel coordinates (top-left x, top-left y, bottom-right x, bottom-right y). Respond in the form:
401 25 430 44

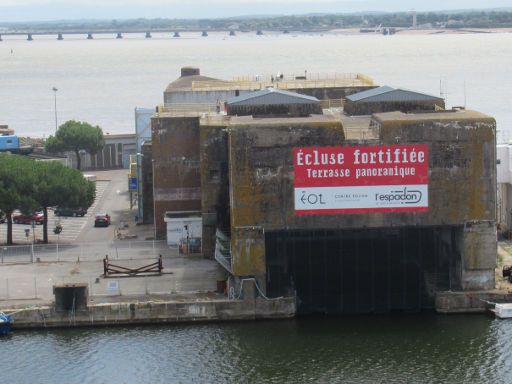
265 227 461 314
53 284 88 311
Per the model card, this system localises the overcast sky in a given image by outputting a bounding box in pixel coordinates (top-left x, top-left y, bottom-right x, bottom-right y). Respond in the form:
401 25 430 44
1 0 511 22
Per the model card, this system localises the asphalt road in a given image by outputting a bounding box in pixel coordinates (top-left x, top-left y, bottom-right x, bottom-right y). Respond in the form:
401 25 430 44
77 169 133 243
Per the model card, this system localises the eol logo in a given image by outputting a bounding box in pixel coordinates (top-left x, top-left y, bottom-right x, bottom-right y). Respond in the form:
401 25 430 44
375 187 423 204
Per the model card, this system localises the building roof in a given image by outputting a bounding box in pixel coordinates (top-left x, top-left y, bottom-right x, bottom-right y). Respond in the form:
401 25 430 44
226 88 320 106
346 86 443 103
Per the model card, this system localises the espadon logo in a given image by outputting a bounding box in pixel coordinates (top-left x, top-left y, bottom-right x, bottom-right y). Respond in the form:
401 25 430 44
375 187 423 204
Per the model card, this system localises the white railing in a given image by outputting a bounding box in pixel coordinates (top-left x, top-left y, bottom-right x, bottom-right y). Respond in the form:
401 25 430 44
214 229 232 273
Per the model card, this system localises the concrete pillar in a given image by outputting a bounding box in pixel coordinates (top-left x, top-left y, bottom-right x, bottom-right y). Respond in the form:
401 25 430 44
173 31 180 37
461 221 497 290
57 33 63 40
202 31 208 37
27 34 33 41
145 32 152 38
87 33 93 40
116 32 123 39
229 30 236 36
1 34 3 42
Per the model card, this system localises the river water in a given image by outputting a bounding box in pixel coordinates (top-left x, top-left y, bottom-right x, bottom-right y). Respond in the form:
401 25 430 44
1 32 512 140
1 314 511 383
2 32 512 383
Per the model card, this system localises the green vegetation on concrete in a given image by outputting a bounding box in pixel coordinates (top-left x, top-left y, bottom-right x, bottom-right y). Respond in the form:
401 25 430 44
0 153 95 245
45 120 104 171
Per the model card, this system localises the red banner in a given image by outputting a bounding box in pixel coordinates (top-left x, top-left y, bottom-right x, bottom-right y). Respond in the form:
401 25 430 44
294 144 429 214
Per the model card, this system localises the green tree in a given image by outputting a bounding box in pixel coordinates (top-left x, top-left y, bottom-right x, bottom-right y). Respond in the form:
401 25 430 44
46 120 104 170
0 154 38 245
0 154 96 245
33 161 96 243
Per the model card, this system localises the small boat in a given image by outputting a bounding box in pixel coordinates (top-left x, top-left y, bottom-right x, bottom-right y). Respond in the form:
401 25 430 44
489 303 512 319
0 312 13 335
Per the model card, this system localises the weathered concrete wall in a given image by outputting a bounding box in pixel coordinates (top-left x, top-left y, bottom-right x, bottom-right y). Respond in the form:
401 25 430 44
151 116 202 239
376 113 496 226
344 99 445 116
141 143 154 225
229 119 345 277
436 291 512 313
230 227 266 283
227 111 496 290
10 296 296 329
200 124 229 258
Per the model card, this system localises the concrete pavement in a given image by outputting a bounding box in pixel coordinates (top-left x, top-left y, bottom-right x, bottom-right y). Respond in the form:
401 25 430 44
0 169 228 310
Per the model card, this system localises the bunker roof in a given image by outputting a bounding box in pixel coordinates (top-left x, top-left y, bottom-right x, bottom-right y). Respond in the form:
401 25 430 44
373 109 495 124
165 75 225 92
347 86 443 103
226 88 320 106
228 114 337 127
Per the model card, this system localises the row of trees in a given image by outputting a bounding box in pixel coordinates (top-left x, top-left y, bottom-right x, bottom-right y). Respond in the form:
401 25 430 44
3 10 512 32
0 153 96 245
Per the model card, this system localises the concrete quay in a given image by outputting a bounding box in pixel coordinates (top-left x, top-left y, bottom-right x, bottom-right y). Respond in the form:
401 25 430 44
435 242 512 314
5 290 295 330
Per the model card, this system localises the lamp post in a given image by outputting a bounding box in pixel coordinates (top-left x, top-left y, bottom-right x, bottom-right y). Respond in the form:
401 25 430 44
135 153 144 224
152 159 156 240
52 87 58 132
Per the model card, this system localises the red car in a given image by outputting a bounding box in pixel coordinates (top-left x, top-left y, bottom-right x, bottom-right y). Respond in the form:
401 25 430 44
13 211 44 225
94 213 111 227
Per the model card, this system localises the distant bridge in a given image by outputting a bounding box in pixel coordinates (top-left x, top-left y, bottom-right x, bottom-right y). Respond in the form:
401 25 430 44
0 29 274 41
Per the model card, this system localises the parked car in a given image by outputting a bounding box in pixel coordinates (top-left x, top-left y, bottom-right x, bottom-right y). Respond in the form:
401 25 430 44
94 213 111 227
55 207 87 217
12 211 43 225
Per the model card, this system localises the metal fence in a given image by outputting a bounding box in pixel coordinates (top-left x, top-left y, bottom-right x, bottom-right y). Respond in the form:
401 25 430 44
0 275 182 301
0 240 170 264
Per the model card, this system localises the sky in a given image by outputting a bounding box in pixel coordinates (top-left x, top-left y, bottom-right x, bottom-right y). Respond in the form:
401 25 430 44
0 0 511 22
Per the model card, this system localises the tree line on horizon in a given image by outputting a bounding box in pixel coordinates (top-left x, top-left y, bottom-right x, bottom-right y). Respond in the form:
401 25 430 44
3 10 512 32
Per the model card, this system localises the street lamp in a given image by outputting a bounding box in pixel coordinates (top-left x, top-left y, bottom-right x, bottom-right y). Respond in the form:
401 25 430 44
152 159 156 240
135 153 144 223
52 87 58 132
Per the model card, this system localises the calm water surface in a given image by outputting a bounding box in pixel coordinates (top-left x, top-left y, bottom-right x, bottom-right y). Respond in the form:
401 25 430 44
2 33 512 383
1 315 512 383
1 32 511 139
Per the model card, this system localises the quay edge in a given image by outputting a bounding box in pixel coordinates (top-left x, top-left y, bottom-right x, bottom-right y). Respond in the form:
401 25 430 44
7 296 295 330
435 290 512 314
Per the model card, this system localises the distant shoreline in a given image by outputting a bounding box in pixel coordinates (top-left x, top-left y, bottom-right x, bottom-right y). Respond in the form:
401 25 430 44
330 27 512 35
